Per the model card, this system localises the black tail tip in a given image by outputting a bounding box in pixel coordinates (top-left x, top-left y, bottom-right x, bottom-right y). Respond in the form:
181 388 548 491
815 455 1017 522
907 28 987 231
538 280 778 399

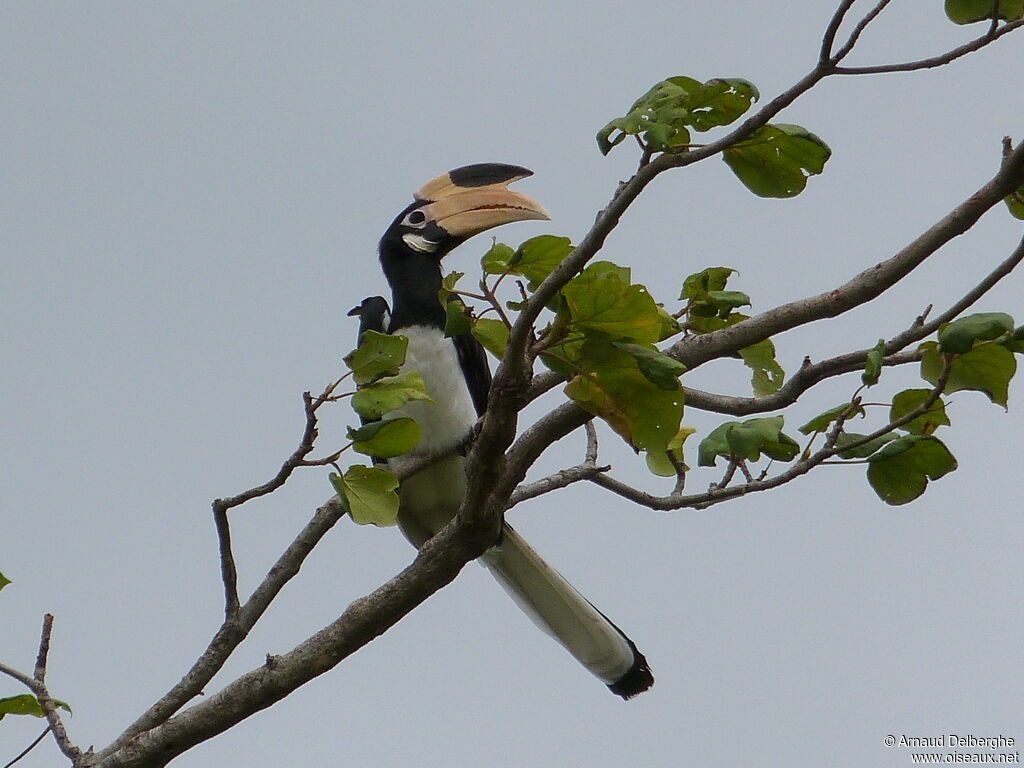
608 651 654 700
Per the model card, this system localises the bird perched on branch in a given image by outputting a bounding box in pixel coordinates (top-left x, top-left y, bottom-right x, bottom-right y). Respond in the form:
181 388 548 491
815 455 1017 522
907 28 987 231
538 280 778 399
348 163 653 698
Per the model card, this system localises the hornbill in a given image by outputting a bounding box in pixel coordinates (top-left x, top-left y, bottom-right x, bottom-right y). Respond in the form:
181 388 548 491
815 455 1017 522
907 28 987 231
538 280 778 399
348 163 653 699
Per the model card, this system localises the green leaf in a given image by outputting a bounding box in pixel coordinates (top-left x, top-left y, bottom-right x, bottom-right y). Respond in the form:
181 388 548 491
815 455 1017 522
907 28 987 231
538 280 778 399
438 270 464 304
597 76 759 155
656 306 682 341
680 266 736 301
509 235 572 289
1002 325 1024 354
1006 183 1024 219
723 123 831 198
682 78 760 132
799 402 866 435
937 312 1015 354
443 298 472 337
347 417 422 458
481 241 516 274
330 466 400 526
688 310 748 335
705 290 751 313
862 339 886 386
0 571 10 591
834 431 899 459
564 339 684 457
738 338 785 396
697 415 799 467
866 434 957 505
563 269 663 343
612 342 687 390
344 331 407 385
889 388 950 435
920 340 1017 408
471 318 510 360
944 0 1024 24
645 426 696 476
0 694 72 721
351 371 433 420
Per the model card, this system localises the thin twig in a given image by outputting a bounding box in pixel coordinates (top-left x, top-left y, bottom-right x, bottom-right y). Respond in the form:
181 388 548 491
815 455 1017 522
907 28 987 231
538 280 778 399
588 358 954 512
3 728 50 768
584 420 599 464
33 614 53 681
819 0 859 63
830 0 893 64
833 17 1024 75
507 463 611 508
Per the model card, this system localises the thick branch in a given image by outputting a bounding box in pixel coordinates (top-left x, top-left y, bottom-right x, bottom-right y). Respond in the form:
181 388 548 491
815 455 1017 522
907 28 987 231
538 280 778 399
92 519 484 768
668 140 1024 371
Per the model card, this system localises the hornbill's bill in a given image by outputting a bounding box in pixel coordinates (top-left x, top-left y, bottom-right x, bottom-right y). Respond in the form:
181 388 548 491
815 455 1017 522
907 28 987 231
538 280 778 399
348 163 653 699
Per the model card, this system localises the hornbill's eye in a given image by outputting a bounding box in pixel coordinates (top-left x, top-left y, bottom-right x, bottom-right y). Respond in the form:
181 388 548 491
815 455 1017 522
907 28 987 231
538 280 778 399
402 209 427 228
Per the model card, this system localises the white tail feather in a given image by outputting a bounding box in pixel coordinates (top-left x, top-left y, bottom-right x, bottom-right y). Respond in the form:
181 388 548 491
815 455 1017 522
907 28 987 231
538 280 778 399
481 523 635 684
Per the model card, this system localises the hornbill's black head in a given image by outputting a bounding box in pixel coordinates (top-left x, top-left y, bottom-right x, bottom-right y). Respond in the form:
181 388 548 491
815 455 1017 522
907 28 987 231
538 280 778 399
377 163 549 329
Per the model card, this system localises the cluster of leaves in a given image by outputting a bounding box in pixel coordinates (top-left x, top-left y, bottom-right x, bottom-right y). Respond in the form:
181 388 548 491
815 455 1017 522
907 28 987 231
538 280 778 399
332 60 1022 516
461 237 690 476
698 312 1022 505
680 267 785 396
327 331 433 527
597 75 831 198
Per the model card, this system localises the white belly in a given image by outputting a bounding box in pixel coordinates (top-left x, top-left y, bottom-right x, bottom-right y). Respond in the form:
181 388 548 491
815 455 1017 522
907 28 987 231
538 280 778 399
384 325 478 546
386 324 478 460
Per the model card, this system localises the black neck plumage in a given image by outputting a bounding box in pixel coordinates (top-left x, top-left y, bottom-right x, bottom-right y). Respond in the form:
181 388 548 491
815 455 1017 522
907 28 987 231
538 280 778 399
378 244 446 332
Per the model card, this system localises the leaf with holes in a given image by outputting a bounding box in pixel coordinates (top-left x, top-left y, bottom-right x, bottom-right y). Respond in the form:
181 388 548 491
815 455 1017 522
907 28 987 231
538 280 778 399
723 123 831 198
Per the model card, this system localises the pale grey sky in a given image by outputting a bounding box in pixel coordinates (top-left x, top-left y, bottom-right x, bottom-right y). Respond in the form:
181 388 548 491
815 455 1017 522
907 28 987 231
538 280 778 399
3 3 1022 767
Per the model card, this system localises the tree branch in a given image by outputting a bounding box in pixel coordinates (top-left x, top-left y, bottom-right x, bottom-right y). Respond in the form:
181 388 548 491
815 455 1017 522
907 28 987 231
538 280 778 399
0 616 81 766
92 515 486 768
668 140 1024 371
833 17 1024 75
3 727 50 768
588 358 953 511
